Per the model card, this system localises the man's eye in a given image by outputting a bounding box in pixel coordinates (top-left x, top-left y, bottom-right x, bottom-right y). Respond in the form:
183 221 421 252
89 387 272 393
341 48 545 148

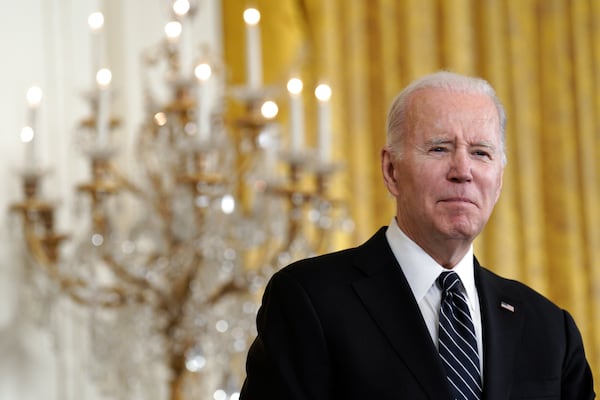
473 150 491 158
431 147 447 152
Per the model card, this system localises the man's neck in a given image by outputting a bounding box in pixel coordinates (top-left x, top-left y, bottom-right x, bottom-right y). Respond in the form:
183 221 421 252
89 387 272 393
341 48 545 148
394 218 473 268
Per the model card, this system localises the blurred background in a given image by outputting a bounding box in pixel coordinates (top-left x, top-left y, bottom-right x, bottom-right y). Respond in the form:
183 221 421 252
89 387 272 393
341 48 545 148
0 0 598 399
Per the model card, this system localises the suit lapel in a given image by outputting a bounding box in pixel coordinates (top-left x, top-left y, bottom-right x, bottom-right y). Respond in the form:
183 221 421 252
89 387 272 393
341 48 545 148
351 229 451 400
475 263 524 400
350 230 526 399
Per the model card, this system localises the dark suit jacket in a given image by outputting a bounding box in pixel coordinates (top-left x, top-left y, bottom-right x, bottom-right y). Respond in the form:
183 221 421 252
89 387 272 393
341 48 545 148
240 227 595 399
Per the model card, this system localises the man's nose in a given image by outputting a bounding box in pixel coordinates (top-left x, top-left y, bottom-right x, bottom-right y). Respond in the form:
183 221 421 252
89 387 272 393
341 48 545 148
447 150 473 182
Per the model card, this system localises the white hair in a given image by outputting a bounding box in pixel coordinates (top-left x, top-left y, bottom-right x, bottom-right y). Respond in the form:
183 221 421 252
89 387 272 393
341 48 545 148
385 71 507 165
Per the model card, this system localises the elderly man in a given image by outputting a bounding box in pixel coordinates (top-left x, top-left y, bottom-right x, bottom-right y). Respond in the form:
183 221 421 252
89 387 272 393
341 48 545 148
240 71 595 400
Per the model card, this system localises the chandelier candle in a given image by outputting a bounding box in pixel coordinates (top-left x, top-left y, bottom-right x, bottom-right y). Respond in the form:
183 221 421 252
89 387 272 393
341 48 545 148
287 78 305 153
195 62 213 143
260 101 279 177
96 68 112 147
24 86 43 168
173 0 193 75
315 83 332 164
243 8 262 89
88 11 106 80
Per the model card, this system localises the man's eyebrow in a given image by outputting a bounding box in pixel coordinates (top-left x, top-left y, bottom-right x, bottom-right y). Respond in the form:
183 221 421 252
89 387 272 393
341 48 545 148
472 141 497 150
425 137 453 146
424 138 498 150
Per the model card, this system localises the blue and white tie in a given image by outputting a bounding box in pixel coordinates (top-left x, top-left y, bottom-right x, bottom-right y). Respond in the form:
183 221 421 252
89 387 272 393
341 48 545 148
437 271 482 400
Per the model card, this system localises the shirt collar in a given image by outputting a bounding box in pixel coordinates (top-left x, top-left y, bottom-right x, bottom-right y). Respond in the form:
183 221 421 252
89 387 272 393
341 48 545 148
385 217 476 303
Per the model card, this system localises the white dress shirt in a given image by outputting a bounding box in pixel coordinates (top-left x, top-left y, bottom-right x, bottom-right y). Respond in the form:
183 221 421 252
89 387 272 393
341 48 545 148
385 218 484 373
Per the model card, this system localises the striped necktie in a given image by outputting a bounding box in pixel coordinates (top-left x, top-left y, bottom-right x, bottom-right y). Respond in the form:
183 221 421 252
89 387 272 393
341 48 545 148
437 271 482 400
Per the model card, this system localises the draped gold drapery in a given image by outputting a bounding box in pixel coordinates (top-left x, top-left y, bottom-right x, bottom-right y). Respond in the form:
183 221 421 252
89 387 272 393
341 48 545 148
223 0 600 389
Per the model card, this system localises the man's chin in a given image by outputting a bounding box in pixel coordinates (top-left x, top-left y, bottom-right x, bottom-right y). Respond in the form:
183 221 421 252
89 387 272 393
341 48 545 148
440 220 481 241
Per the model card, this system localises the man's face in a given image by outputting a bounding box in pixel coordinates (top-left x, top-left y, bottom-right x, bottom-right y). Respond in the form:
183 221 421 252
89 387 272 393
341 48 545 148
383 87 504 250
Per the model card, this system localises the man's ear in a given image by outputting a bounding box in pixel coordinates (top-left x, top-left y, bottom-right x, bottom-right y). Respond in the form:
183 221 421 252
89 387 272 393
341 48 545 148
381 148 400 196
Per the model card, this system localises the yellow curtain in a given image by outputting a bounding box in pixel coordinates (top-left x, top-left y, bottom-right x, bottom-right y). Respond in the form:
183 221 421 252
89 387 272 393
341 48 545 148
223 0 600 388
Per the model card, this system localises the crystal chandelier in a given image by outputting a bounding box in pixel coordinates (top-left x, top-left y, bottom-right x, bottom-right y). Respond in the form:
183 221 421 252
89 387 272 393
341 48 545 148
9 1 351 400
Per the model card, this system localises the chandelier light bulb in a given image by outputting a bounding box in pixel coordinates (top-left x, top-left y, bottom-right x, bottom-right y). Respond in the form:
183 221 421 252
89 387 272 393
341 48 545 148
96 68 112 87
173 0 191 16
315 84 332 102
261 100 278 119
26 86 43 107
221 195 236 214
154 112 168 126
213 389 227 400
194 63 212 81
287 78 303 95
243 8 260 25
165 21 182 40
88 11 104 31
20 126 34 143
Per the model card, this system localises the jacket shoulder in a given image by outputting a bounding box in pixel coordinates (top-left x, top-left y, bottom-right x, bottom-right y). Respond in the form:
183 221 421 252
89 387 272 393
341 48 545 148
478 265 563 316
275 227 392 285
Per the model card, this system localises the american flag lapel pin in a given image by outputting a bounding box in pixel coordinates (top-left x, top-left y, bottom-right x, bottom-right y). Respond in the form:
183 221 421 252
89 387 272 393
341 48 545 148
500 301 515 313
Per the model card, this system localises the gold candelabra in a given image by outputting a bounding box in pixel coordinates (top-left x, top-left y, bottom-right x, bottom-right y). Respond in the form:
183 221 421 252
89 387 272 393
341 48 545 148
9 2 351 400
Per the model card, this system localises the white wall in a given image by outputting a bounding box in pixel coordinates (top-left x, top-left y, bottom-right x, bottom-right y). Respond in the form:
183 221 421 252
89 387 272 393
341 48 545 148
0 1 222 399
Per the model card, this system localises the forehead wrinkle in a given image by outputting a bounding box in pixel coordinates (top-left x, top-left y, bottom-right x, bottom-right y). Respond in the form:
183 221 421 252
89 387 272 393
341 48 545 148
476 140 497 149
404 90 503 149
425 137 453 146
